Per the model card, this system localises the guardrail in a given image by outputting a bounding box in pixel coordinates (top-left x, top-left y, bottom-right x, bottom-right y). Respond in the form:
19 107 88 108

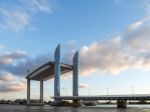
52 94 150 100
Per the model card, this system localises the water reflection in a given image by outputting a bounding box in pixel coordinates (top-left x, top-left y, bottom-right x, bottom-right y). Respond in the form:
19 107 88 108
116 108 127 112
1 105 150 112
25 106 30 112
71 107 79 112
53 107 59 112
39 106 44 112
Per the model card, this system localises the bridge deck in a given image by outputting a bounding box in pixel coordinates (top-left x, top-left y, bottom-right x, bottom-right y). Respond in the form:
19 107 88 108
26 61 73 81
53 94 150 101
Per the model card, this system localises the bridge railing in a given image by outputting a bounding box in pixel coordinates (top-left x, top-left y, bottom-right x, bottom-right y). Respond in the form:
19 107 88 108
52 94 150 101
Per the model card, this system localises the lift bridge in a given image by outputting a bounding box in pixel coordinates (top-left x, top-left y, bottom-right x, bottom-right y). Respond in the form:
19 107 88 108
26 44 150 108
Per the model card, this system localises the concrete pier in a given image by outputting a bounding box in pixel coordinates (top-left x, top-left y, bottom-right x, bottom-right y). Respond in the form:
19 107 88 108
27 79 30 104
40 81 43 103
117 100 127 108
54 44 61 103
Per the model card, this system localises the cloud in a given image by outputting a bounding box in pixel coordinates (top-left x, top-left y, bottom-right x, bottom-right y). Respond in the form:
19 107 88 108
0 8 30 32
0 79 26 92
127 20 143 32
79 16 150 75
0 47 28 92
1 53 52 77
0 72 15 81
0 0 53 32
79 36 130 75
124 16 150 52
79 83 89 88
0 71 26 92
0 50 27 65
26 0 52 13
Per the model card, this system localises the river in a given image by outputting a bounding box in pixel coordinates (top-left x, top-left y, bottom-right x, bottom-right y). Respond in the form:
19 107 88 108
0 104 150 112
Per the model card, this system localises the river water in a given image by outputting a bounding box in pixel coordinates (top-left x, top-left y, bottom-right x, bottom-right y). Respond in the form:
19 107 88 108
0 104 150 112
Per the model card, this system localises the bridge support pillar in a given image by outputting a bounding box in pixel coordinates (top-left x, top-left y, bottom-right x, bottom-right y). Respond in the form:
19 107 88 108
54 44 61 103
27 79 30 104
73 51 79 104
40 80 43 104
117 100 127 108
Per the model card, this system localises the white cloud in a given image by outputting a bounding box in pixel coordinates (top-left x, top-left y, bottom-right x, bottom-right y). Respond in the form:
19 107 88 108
80 36 131 75
79 16 150 75
0 71 26 92
0 50 27 65
61 72 73 80
0 9 30 32
125 16 150 52
0 80 26 92
26 0 52 13
0 0 53 32
0 72 15 81
127 20 143 31
79 83 89 88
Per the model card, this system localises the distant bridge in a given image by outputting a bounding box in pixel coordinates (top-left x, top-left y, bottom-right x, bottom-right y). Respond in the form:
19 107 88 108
53 94 150 108
53 94 150 101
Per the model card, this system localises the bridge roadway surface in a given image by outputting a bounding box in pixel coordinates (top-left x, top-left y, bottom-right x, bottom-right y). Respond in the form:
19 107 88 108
53 94 150 101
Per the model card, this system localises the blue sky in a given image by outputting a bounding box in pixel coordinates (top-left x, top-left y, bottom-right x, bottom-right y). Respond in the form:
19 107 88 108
0 0 150 100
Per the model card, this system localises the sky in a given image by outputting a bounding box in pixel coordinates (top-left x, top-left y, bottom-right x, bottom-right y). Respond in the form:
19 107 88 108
0 0 150 101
